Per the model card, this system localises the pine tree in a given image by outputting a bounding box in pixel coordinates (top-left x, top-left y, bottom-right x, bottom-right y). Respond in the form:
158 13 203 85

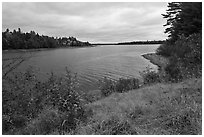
162 2 202 42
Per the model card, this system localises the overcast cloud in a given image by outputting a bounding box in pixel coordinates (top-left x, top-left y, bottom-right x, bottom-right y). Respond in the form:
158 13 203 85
3 2 168 43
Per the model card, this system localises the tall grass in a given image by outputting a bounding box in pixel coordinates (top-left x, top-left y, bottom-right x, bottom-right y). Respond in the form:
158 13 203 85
74 78 202 135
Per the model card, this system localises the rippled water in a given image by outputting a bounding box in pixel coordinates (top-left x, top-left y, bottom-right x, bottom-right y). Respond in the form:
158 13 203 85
3 45 159 91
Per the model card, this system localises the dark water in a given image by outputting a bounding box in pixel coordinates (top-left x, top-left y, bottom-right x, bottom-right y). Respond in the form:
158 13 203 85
3 45 159 91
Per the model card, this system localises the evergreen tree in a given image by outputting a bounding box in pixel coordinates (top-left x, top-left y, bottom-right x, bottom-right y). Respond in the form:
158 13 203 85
162 2 202 42
6 28 9 33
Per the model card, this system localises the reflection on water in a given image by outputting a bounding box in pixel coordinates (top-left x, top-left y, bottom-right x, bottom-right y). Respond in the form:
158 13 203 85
3 45 159 91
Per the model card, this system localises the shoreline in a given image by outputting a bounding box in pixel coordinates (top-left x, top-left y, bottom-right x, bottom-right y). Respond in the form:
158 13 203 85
141 53 169 70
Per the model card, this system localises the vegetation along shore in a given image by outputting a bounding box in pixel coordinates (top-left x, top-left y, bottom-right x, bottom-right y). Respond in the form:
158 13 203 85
142 53 169 69
2 2 202 135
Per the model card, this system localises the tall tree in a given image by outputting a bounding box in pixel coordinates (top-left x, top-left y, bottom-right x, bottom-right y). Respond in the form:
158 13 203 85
162 2 202 42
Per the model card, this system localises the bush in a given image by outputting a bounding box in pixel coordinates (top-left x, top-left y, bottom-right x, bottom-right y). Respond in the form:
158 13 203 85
99 77 116 97
140 66 160 85
156 40 174 57
157 33 202 81
99 77 140 97
2 68 41 133
157 33 201 59
115 78 140 93
164 57 183 82
2 67 87 134
41 68 86 133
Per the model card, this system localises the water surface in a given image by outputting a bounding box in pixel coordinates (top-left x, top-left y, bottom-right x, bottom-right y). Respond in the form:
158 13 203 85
3 45 159 91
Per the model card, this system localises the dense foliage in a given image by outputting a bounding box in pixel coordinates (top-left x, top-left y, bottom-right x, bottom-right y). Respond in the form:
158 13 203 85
2 68 88 134
140 66 160 84
2 28 90 50
157 2 202 81
164 33 202 81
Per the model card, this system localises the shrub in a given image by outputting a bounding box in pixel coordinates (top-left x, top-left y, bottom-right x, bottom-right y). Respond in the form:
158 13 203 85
164 57 183 82
2 67 87 134
157 33 202 81
156 33 201 59
99 77 116 97
2 68 41 133
140 66 160 85
99 77 140 97
165 53 201 82
115 78 140 93
37 68 86 133
156 40 174 57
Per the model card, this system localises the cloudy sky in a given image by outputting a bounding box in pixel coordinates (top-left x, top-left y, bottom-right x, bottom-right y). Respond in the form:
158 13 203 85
3 2 168 43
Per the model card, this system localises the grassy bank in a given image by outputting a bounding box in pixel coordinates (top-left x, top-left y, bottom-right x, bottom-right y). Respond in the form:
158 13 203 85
72 78 202 135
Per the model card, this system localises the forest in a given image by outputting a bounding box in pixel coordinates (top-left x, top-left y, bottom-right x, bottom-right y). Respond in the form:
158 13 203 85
2 28 91 50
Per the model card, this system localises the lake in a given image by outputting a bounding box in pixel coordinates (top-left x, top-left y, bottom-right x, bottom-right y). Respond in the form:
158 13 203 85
3 44 159 91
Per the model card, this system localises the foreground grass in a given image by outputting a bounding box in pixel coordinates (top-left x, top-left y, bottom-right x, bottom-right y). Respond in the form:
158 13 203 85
73 78 202 135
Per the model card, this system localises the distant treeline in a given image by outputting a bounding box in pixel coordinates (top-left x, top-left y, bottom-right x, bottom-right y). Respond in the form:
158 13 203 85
91 40 165 46
91 43 116 45
2 28 91 50
117 40 165 45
